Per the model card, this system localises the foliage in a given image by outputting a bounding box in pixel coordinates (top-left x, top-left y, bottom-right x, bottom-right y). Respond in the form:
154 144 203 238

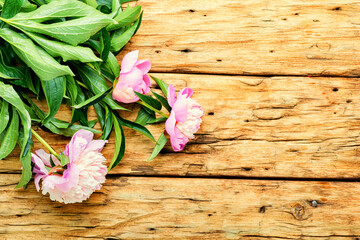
0 0 144 187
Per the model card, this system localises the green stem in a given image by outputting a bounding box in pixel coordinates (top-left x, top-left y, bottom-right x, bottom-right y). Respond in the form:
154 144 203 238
76 80 89 90
137 101 169 118
31 128 60 158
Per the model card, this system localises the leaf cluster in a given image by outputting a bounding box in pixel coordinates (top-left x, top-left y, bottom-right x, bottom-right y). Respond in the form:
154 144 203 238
0 0 143 187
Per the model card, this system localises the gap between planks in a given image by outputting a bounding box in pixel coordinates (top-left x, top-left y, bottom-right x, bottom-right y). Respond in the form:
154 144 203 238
149 70 360 79
2 172 360 183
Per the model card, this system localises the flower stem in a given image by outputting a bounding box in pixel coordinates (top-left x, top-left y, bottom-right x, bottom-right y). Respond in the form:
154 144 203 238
137 101 169 118
31 128 60 158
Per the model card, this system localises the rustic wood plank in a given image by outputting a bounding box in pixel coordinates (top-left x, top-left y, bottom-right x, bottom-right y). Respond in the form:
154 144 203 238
1 174 360 239
3 74 360 179
119 0 360 76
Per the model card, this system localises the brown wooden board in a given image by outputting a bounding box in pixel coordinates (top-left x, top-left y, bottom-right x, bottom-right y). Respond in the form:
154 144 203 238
3 74 360 179
118 0 360 76
1 175 360 239
2 1 360 238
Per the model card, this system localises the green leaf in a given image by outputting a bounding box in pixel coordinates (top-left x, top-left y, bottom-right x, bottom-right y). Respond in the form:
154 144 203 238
147 117 167 124
50 118 69 129
88 119 97 128
65 75 77 105
5 10 115 46
120 0 138 3
100 28 111 62
0 49 24 80
135 107 155 126
96 0 112 10
24 68 39 95
0 0 37 12
133 9 142 35
9 0 99 22
21 1 37 12
72 87 112 109
107 5 141 31
44 121 101 137
73 63 128 111
0 108 19 159
21 92 91 138
0 100 9 135
109 0 121 19
41 76 65 124
24 31 102 62
147 133 167 162
1 0 24 19
94 103 105 128
85 0 98 8
0 28 74 81
15 129 32 188
150 75 169 97
114 111 155 141
59 152 69 166
110 12 142 51
28 0 45 6
101 105 113 140
153 92 171 112
100 67 116 82
135 91 162 110
87 38 101 53
0 81 31 155
104 52 120 77
108 113 125 170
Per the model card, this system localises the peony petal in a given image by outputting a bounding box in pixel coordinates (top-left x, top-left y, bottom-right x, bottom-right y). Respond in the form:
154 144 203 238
179 87 193 98
167 84 177 107
113 82 139 103
86 140 107 152
51 155 61 166
35 149 52 167
170 128 189 152
172 94 188 123
42 174 66 190
119 67 144 86
56 164 80 192
31 153 48 175
34 174 44 192
135 59 151 75
121 50 139 74
66 130 93 163
143 74 151 89
165 111 177 137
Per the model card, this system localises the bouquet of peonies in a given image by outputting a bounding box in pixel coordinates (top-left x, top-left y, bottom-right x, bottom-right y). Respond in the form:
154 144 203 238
0 0 203 203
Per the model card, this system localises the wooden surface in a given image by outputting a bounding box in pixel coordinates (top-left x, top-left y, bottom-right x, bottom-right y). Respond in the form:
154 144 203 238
2 0 360 239
2 175 360 239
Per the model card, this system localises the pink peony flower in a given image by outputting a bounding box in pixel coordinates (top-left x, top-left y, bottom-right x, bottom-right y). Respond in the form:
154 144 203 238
32 130 107 204
165 85 204 151
113 50 151 103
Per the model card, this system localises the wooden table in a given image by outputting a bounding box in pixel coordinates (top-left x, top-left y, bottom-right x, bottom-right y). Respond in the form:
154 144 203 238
2 0 360 239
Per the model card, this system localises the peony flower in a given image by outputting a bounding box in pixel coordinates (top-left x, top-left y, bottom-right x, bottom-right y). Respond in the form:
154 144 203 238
165 85 204 151
113 50 151 103
32 130 107 204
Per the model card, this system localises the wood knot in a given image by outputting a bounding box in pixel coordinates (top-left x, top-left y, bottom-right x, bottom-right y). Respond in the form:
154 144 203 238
288 202 312 221
315 42 332 51
253 108 285 120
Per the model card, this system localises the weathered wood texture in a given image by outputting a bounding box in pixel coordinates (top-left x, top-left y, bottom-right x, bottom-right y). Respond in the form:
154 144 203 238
118 0 360 76
3 74 360 179
3 1 360 239
1 175 360 239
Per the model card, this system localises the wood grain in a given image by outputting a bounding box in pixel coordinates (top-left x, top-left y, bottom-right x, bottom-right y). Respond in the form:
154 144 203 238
3 74 360 179
118 0 360 76
1 174 360 239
